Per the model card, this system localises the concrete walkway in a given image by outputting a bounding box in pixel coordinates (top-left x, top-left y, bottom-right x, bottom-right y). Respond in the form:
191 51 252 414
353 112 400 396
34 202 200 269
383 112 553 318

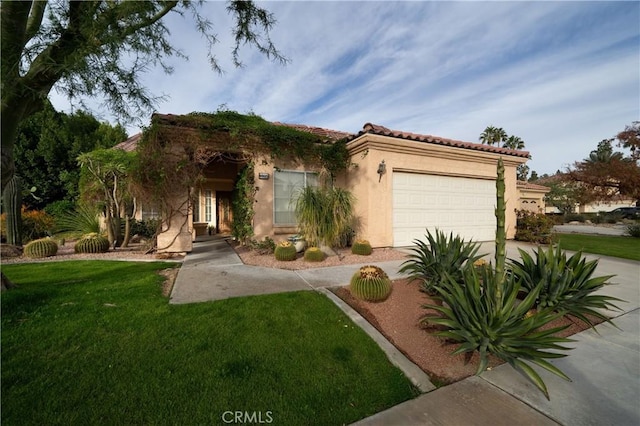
171 236 640 426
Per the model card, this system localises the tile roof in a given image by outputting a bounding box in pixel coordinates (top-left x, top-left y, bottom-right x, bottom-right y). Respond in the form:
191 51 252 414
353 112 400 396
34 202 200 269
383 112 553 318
113 133 142 152
271 122 353 141
353 123 531 158
517 180 551 192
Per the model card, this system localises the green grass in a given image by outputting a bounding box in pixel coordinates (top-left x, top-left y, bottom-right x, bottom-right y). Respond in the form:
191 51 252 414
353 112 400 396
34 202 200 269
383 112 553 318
553 233 640 261
1 261 418 426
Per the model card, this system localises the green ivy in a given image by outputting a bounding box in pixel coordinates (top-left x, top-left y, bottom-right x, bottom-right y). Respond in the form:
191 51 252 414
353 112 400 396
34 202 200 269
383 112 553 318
231 163 256 244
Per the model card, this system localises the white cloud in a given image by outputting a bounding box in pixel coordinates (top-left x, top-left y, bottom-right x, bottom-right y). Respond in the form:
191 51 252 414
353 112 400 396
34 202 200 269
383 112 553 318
49 1 639 175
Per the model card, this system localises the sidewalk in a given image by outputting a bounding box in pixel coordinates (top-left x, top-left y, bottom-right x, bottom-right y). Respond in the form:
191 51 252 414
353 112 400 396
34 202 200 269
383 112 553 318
171 237 640 426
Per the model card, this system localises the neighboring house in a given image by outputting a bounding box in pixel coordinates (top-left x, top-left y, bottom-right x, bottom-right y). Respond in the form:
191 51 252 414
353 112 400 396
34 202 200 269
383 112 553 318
116 114 529 252
517 181 550 213
575 199 637 214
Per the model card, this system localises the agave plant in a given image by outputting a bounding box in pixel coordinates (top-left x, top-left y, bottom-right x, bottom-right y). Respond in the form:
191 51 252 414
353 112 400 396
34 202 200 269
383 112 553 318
424 266 574 400
399 228 484 295
508 245 622 328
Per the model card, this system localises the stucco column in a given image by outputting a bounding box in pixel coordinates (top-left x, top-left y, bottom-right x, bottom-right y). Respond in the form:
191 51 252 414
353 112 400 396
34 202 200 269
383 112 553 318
157 189 193 253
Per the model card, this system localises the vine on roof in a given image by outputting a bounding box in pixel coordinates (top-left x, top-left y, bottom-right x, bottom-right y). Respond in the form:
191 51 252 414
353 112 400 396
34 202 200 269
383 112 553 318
130 110 351 232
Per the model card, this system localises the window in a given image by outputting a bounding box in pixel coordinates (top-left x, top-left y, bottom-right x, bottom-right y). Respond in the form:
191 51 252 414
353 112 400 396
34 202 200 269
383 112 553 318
193 191 200 222
204 190 213 223
274 170 318 225
142 204 160 220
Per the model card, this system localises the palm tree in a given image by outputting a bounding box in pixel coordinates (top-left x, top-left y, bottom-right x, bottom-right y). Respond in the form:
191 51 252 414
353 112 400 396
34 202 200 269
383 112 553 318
503 135 525 150
479 126 507 146
586 140 623 163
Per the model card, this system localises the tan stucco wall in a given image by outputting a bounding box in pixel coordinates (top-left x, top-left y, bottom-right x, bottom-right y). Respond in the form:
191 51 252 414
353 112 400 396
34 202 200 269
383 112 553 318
518 189 547 213
345 134 527 247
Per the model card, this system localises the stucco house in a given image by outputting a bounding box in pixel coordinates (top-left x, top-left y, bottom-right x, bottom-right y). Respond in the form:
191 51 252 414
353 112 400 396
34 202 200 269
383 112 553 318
118 114 530 252
517 181 550 213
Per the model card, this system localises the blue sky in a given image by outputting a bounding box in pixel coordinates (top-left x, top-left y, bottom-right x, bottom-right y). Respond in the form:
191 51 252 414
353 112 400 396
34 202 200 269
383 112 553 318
50 1 639 176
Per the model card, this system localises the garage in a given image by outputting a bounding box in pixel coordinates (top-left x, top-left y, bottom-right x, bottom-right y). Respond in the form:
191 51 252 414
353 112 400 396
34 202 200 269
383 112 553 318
392 172 496 247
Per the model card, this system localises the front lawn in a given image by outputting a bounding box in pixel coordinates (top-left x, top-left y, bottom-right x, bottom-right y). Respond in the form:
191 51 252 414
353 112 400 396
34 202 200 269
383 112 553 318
1 261 418 425
553 233 640 261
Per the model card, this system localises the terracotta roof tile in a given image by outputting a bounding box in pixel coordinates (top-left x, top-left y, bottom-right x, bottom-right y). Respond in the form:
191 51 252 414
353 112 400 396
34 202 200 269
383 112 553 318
272 122 353 141
517 180 551 192
354 123 531 158
113 133 142 152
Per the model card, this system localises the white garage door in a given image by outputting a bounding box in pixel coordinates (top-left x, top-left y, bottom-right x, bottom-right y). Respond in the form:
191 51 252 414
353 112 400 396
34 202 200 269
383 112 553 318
393 173 496 247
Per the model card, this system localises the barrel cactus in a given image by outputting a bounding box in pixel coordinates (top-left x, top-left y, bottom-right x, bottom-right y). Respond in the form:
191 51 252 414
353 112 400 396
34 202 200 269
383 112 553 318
75 233 110 254
351 239 373 256
304 246 325 262
274 240 297 261
350 265 392 302
24 237 58 258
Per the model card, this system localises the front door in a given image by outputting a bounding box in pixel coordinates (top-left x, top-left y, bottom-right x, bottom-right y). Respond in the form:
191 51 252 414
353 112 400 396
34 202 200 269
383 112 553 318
216 191 233 233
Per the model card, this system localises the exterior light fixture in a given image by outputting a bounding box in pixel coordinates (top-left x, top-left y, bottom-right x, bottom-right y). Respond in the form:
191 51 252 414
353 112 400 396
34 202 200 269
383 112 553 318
377 160 386 182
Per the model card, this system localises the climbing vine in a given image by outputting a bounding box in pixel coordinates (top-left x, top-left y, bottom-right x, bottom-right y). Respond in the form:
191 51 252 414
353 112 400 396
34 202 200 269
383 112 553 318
130 110 351 239
231 163 256 244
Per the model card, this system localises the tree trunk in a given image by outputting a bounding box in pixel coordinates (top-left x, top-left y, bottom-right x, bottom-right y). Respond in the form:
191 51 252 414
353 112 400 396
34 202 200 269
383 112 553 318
122 215 131 248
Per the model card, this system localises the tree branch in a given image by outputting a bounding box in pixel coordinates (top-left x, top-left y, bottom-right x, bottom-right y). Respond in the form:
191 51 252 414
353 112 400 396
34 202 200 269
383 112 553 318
24 0 47 44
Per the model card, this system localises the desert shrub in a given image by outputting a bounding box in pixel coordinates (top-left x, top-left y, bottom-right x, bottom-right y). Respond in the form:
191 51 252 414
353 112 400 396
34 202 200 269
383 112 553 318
74 233 110 253
515 210 554 244
424 266 573 400
337 226 355 248
350 265 392 302
508 245 622 327
274 241 296 261
24 237 58 258
351 239 372 256
250 236 276 254
626 224 640 238
129 219 160 239
399 228 483 295
303 246 325 262
564 213 585 223
56 203 101 237
43 200 75 218
22 208 55 242
295 186 354 248
605 213 622 224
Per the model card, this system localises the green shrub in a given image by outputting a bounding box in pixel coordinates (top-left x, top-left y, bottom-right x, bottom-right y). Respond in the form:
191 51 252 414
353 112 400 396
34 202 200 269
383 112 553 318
564 213 585 223
424 266 573 400
508 245 622 327
515 210 554 244
274 241 296 261
350 265 392 302
295 186 354 248
21 208 55 243
24 237 58 258
44 200 75 218
250 236 276 254
337 226 355 248
351 239 372 256
399 228 483 295
129 219 160 239
626 224 640 238
303 247 325 262
75 233 110 253
55 203 101 237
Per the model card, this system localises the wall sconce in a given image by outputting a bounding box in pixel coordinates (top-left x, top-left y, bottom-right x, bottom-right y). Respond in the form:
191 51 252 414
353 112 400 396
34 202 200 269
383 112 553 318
376 160 386 182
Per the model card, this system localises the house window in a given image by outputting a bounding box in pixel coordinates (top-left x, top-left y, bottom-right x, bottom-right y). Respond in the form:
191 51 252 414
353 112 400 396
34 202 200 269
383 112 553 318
274 170 318 225
193 191 200 222
204 190 213 223
142 204 160 220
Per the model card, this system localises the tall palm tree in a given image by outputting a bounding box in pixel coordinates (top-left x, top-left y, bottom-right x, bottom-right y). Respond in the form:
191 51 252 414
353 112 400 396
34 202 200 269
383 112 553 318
503 135 525 150
586 140 623 163
479 126 507 146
